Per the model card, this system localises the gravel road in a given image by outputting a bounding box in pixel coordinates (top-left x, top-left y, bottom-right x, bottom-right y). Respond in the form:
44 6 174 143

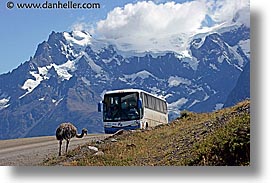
0 134 111 166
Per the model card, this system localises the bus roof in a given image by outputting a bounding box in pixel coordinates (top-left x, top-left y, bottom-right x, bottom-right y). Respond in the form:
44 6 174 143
104 89 166 102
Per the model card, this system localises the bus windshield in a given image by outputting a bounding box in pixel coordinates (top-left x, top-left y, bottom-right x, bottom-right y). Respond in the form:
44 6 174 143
103 92 140 122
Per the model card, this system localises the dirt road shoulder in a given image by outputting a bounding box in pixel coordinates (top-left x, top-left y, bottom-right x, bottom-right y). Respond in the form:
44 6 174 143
0 134 111 166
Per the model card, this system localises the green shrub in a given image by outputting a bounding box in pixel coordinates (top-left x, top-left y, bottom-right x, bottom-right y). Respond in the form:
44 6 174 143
188 114 250 166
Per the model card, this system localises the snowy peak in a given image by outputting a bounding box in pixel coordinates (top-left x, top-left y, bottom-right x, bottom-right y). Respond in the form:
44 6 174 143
63 31 92 47
32 33 68 67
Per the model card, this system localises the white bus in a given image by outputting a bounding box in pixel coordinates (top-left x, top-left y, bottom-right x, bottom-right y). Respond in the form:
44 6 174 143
98 89 168 134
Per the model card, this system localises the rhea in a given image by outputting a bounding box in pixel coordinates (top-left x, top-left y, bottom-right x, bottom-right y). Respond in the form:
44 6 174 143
56 122 88 156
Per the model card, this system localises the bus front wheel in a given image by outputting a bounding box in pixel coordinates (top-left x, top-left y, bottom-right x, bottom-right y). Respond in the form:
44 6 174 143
145 122 149 129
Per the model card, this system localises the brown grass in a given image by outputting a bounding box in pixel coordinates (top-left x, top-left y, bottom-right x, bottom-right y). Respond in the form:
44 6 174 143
43 100 250 166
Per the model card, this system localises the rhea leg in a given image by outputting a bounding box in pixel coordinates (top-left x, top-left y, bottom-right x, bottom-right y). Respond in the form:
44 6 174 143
59 140 62 156
65 139 70 154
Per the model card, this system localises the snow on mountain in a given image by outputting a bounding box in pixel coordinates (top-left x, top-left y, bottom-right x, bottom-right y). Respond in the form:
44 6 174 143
237 39 250 59
122 70 159 85
63 31 92 47
168 76 191 87
81 52 102 74
214 103 224 110
21 71 44 95
168 97 189 115
53 60 76 80
20 60 76 98
81 77 91 86
0 97 10 110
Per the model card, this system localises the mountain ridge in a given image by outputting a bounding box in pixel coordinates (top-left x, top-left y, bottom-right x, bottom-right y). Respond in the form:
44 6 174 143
0 23 250 140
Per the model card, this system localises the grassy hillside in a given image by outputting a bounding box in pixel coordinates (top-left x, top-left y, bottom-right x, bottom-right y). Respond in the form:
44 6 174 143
43 100 250 166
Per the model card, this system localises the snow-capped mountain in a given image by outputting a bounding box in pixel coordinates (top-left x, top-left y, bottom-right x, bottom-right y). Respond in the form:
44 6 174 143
0 23 250 140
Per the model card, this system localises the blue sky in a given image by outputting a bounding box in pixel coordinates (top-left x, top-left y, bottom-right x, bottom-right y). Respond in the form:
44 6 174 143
0 0 143 73
0 0 249 74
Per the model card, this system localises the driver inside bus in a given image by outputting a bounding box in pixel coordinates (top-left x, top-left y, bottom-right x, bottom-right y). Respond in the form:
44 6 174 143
111 104 120 118
128 102 139 118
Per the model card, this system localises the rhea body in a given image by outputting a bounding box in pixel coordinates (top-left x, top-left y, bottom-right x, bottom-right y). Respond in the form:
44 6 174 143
56 122 88 156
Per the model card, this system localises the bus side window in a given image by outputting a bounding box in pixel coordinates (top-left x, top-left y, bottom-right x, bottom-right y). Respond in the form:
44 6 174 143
141 93 145 107
153 97 156 111
164 103 167 113
148 95 152 109
151 96 155 110
156 99 160 112
145 94 148 108
159 101 164 113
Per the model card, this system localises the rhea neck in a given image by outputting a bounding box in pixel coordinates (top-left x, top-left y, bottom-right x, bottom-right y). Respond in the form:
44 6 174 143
76 131 86 138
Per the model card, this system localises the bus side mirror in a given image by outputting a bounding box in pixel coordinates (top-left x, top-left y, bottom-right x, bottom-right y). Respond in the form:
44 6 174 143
98 102 102 112
138 99 142 110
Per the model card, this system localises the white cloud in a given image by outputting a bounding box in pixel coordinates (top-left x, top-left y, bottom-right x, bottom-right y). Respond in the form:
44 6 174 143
69 0 250 54
94 1 208 54
205 0 250 25
96 1 207 39
71 22 95 35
